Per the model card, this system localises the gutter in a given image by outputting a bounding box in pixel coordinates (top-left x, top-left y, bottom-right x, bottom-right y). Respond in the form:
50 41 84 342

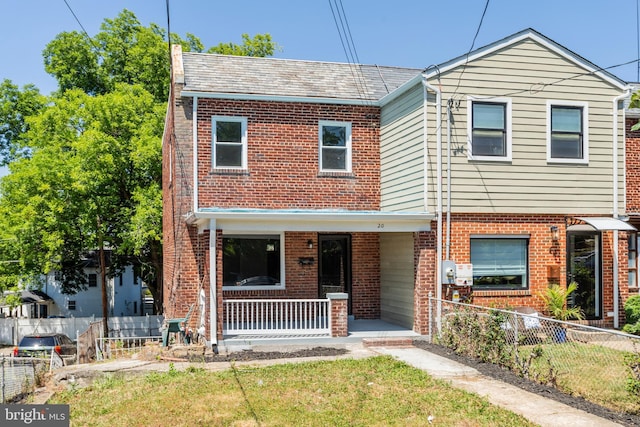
209 219 218 353
422 74 443 328
612 88 631 329
192 96 199 214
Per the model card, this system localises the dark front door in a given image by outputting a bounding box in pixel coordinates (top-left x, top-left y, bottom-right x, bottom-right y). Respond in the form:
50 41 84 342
567 231 601 319
319 235 352 314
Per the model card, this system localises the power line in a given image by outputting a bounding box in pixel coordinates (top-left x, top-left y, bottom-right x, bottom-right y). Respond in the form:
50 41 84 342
451 0 491 98
63 0 101 52
328 0 371 103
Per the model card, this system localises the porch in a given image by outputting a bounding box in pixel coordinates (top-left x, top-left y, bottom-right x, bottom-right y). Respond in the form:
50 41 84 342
221 296 419 343
222 317 419 350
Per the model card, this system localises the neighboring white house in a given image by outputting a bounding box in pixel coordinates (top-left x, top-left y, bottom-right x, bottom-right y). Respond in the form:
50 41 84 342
45 265 145 318
0 264 147 319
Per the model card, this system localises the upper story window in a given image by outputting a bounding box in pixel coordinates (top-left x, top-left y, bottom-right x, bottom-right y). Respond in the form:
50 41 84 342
319 121 352 172
471 236 529 290
212 116 248 169
467 98 512 161
547 101 588 164
88 273 98 287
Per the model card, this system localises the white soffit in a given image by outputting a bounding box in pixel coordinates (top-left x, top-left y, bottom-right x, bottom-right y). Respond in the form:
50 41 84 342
574 217 637 231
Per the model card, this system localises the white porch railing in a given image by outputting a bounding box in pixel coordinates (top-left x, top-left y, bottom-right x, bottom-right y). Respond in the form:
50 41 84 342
223 299 330 336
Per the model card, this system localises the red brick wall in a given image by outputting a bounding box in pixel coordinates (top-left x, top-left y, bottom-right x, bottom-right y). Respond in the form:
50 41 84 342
414 230 437 334
443 214 627 327
626 117 640 213
218 232 381 327
195 99 381 211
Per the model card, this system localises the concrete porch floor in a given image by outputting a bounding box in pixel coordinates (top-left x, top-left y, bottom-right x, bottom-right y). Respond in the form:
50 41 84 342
221 318 421 352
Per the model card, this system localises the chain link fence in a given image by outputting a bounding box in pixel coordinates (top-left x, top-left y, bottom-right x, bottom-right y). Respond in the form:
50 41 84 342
428 296 640 415
0 356 51 403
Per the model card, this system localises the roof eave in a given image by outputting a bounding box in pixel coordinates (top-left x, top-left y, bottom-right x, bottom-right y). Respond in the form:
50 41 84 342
180 90 380 106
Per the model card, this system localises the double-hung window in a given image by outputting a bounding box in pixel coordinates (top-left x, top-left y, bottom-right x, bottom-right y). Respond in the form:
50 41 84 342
471 236 529 290
319 121 351 172
222 233 284 290
630 232 639 290
212 116 247 169
467 98 512 161
547 101 588 163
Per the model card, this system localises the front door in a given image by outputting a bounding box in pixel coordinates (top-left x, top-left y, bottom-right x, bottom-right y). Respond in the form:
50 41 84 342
567 231 601 319
319 235 352 314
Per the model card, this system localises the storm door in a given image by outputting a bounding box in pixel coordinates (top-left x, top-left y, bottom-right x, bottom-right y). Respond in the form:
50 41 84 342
567 231 601 319
318 235 352 314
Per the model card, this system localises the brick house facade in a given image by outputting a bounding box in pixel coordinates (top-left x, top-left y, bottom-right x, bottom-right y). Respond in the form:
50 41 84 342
163 29 635 349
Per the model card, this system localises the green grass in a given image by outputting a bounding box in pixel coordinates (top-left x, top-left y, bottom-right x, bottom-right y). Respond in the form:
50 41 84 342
50 356 535 426
519 342 640 414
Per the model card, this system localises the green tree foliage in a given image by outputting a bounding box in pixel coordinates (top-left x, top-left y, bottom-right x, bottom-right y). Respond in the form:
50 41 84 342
0 80 46 164
0 9 278 313
0 85 162 295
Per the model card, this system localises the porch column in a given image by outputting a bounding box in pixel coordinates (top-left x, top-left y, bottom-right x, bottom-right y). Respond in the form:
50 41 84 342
327 293 348 337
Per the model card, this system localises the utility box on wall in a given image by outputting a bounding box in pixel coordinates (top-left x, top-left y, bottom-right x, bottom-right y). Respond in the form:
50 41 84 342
455 264 473 287
547 265 560 284
441 260 456 284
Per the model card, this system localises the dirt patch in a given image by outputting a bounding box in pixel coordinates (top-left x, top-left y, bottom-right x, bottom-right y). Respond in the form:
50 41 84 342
412 340 640 427
202 346 349 362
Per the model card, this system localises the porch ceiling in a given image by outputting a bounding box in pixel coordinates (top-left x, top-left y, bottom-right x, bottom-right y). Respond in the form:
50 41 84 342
188 209 434 232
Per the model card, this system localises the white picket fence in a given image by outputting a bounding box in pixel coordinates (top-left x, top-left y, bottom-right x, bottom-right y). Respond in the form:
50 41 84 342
0 315 164 346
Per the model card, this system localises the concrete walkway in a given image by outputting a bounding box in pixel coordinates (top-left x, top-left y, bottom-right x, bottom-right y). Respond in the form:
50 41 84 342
46 340 624 426
372 346 623 427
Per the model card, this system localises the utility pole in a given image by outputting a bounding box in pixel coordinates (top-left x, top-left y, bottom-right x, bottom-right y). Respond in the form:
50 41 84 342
97 215 109 338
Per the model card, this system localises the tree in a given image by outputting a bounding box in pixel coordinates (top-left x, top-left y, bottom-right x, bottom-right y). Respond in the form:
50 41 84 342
0 80 46 165
0 9 278 317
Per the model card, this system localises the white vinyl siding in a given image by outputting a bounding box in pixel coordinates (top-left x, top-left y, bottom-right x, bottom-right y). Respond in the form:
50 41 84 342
420 39 625 214
380 233 414 328
380 84 426 212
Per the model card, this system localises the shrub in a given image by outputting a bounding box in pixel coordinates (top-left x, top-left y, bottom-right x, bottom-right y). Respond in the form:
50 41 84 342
623 295 640 336
625 295 640 324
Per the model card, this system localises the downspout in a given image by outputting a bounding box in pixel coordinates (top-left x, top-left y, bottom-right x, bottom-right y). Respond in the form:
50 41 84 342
612 88 631 329
192 96 199 214
209 219 218 353
446 100 452 260
422 74 443 328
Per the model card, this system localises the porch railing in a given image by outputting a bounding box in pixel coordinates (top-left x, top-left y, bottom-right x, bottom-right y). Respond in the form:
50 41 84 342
223 299 330 336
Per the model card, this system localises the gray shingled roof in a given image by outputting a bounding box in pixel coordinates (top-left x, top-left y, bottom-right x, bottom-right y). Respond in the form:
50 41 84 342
181 52 421 101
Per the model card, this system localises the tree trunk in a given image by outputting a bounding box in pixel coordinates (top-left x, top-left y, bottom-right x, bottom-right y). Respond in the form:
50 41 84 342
97 216 109 338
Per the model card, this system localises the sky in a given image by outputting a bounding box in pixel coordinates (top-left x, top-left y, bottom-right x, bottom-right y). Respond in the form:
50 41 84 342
1 0 639 96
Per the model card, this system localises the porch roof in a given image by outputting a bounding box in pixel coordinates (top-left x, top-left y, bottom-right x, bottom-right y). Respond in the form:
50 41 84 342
187 208 434 233
573 217 637 231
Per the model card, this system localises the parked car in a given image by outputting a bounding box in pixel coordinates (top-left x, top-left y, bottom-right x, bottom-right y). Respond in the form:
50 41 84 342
13 333 77 363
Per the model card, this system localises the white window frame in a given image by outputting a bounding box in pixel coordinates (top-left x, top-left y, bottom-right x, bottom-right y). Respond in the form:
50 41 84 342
470 235 530 290
630 232 639 290
221 231 285 291
319 120 352 172
212 116 248 170
467 97 512 162
546 100 589 164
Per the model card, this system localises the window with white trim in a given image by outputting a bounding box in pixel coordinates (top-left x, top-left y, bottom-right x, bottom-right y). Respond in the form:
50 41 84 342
467 98 512 161
471 237 529 290
222 234 284 289
630 232 639 289
319 121 351 172
212 116 247 169
547 101 588 163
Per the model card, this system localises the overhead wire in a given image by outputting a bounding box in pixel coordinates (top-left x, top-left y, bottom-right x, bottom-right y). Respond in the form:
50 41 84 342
328 0 372 104
62 0 102 53
450 0 491 100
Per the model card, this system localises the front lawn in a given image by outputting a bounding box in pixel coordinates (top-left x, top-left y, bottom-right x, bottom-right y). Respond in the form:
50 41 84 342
50 356 535 426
